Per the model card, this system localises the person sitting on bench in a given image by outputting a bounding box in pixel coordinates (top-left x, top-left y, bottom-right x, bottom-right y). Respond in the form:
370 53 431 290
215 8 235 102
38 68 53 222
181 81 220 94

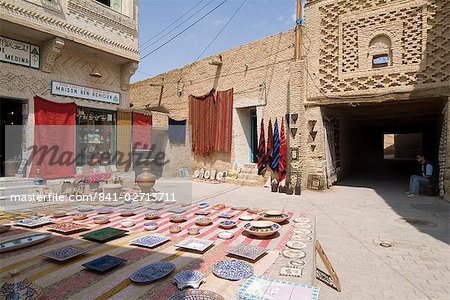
407 154 433 198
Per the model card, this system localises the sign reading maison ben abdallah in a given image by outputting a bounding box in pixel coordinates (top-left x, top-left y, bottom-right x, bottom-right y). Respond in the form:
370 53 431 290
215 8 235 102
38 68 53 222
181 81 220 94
0 36 40 69
51 81 121 104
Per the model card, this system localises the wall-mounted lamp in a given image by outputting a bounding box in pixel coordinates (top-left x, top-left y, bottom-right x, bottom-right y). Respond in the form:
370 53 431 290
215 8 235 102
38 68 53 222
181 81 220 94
89 54 102 78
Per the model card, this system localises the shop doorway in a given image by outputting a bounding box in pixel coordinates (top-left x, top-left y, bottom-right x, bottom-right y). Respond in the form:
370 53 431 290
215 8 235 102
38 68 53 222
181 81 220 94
249 109 258 163
0 98 23 177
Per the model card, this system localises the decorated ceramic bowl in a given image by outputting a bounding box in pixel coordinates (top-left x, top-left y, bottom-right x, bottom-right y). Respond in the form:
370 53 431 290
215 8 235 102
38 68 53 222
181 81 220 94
169 225 182 233
143 222 158 231
217 230 234 239
243 221 280 237
231 206 248 211
53 211 67 218
72 213 88 221
265 210 284 216
170 215 187 223
121 219 135 228
145 212 161 220
120 210 135 217
187 227 200 235
195 217 212 226
97 207 113 214
94 216 110 224
247 208 265 214
257 212 290 223
212 204 226 210
219 220 237 229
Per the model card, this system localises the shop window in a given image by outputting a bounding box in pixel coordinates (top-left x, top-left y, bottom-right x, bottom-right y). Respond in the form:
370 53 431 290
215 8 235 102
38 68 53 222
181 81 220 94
94 0 122 13
76 107 116 166
369 34 392 69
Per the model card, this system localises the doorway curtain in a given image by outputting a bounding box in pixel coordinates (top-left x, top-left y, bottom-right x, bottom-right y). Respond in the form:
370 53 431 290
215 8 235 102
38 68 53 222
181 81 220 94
29 96 76 179
132 112 152 150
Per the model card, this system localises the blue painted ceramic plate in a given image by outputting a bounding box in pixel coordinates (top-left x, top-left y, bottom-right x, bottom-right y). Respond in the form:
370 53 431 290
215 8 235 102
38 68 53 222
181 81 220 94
129 235 170 248
212 260 254 281
130 262 175 283
82 255 126 272
168 289 224 300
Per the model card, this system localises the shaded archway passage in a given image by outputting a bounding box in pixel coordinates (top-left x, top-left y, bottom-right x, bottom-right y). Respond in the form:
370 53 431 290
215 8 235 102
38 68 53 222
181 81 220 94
325 98 446 189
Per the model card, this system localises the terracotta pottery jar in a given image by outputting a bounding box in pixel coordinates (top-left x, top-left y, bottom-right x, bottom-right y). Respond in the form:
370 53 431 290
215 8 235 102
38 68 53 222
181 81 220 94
135 159 156 194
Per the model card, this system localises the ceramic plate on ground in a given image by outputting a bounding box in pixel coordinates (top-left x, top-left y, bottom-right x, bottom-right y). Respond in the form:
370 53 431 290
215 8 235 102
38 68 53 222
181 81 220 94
0 233 52 253
0 273 43 300
293 228 313 235
198 202 209 208
227 243 267 261
97 207 114 214
243 222 281 237
289 259 306 268
286 240 307 250
173 270 204 289
81 227 128 243
293 217 311 223
41 245 89 262
212 260 254 281
13 217 53 228
239 214 254 221
195 210 210 216
249 221 275 228
168 289 224 300
293 223 313 229
257 213 290 223
78 205 95 212
212 204 225 210
218 213 233 219
232 206 248 211
46 222 89 235
219 220 237 229
193 170 200 178
290 234 313 243
265 210 284 216
175 238 214 252
169 207 187 214
203 171 210 179
130 262 175 283
217 230 235 240
129 235 170 248
282 249 306 259
82 255 126 273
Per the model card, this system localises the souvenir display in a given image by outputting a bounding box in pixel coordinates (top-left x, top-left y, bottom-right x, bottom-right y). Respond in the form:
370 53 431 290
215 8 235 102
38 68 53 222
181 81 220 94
170 215 187 223
0 225 11 233
173 270 204 289
195 210 210 216
293 217 311 223
78 205 95 212
239 214 254 221
120 210 136 217
286 240 307 250
121 219 135 228
41 245 89 262
143 222 158 231
289 259 306 268
81 227 128 243
227 243 267 261
97 207 114 214
216 172 224 181
218 213 233 219
169 207 187 214
188 227 200 235
293 227 313 235
258 212 290 223
0 272 43 300
290 234 313 243
94 216 110 224
130 262 175 283
280 266 303 277
46 222 89 235
52 211 67 218
72 213 88 221
169 225 182 233
198 202 209 208
193 169 200 179
212 260 254 281
130 235 170 248
231 206 248 211
195 217 212 226
212 204 225 210
175 238 214 252
219 220 237 229
0 233 52 253
243 221 281 237
13 217 53 228
282 249 306 259
145 212 161 220
217 230 234 240
168 289 224 300
82 255 126 273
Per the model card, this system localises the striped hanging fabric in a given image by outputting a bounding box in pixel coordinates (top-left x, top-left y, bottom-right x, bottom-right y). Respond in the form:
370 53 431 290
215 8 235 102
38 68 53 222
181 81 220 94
278 117 287 181
271 118 280 171
188 90 216 155
257 119 266 175
214 88 233 153
267 119 274 169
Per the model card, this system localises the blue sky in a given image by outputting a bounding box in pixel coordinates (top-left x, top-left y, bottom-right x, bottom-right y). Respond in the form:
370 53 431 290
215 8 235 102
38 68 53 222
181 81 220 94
132 0 300 82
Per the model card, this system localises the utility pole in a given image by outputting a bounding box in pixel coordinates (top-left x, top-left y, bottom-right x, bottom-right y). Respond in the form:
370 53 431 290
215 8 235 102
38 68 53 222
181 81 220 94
295 0 303 61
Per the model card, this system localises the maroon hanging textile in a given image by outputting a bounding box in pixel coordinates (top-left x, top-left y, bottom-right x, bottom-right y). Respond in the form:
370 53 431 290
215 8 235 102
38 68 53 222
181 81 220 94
189 90 216 155
133 112 152 149
257 119 266 175
29 96 76 179
214 88 233 153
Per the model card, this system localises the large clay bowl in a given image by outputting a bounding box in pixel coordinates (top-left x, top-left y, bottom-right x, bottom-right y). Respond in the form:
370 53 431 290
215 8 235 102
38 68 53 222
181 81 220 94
170 215 187 223
243 221 280 237
257 212 290 223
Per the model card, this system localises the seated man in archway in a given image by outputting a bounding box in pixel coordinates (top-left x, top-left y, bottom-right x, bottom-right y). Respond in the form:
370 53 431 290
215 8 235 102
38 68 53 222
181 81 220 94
407 154 433 198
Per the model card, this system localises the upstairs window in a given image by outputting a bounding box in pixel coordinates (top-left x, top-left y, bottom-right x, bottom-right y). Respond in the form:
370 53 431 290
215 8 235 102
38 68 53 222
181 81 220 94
372 54 389 68
368 34 392 69
94 0 122 13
